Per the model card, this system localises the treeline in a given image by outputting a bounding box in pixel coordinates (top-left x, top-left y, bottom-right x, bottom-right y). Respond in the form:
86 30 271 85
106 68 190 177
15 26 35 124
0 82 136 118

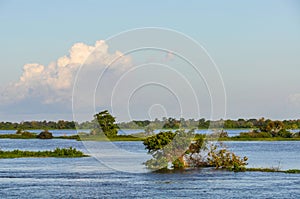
0 120 76 130
119 118 300 130
0 117 300 130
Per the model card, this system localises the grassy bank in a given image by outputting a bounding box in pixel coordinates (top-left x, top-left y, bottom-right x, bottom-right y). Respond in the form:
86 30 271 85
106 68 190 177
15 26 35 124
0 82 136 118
0 147 88 159
0 133 80 140
245 168 300 174
218 137 300 141
79 135 145 141
1 131 300 142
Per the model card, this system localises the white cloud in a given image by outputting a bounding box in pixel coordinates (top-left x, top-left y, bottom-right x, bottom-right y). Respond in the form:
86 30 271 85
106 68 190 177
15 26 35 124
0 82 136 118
0 40 131 107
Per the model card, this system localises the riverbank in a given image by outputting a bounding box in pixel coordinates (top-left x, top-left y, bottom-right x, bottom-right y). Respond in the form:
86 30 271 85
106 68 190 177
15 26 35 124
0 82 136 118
218 137 300 141
0 133 79 140
2 133 300 141
79 134 145 141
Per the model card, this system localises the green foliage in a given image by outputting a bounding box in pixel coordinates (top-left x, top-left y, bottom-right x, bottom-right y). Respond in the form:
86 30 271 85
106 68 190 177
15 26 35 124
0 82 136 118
0 131 79 140
259 120 284 135
0 118 300 131
143 131 175 153
278 129 293 138
143 130 248 171
79 134 145 141
93 110 118 137
133 120 151 127
236 123 294 138
56 135 81 140
37 130 53 139
207 143 248 172
143 129 206 169
0 130 38 139
237 132 272 138
198 118 210 129
162 118 181 129
0 120 76 130
285 169 300 173
246 167 279 172
0 147 87 159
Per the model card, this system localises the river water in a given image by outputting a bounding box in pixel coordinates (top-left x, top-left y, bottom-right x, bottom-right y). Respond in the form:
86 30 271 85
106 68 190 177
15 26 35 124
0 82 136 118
0 129 299 137
0 138 299 198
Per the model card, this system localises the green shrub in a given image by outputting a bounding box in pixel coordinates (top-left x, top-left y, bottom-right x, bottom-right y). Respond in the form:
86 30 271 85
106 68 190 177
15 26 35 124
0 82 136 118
0 147 86 158
278 129 292 138
238 131 272 138
37 130 53 139
207 143 248 172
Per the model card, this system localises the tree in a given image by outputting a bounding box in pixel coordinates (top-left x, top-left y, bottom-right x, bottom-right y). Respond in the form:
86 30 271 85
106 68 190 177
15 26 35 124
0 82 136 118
37 130 53 139
143 130 248 171
259 120 285 136
93 110 118 137
162 118 180 129
143 129 205 169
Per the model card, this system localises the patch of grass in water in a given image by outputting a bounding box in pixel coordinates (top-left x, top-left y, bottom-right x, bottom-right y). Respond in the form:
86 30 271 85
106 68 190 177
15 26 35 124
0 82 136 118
285 169 300 174
79 134 145 141
0 147 88 159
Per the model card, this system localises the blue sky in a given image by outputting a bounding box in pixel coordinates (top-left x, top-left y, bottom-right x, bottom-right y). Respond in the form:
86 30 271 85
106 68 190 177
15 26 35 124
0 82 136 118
0 0 300 121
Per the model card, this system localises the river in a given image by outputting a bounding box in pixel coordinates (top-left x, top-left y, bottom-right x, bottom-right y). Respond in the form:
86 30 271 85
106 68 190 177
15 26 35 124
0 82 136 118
0 138 299 198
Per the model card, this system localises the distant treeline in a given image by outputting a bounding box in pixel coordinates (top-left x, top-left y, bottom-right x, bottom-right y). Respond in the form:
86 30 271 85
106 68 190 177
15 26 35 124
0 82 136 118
0 120 77 130
119 118 300 130
0 117 300 130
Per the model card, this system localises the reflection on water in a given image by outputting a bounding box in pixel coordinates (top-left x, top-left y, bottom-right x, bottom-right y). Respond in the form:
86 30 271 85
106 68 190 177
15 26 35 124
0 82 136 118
0 139 299 198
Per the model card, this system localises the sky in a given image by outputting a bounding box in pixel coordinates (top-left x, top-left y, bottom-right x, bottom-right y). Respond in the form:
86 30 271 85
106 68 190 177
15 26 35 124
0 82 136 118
0 0 300 122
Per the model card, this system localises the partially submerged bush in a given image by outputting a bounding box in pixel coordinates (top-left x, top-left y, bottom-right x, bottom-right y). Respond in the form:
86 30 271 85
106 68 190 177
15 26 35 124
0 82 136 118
143 130 247 171
143 129 209 169
207 143 248 172
14 130 37 138
37 130 53 139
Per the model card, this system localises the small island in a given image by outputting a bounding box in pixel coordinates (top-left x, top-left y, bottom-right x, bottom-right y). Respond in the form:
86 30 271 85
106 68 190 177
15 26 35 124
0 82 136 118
0 147 88 159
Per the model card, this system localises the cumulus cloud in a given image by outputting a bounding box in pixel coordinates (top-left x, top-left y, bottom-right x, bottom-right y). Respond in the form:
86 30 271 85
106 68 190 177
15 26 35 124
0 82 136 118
0 40 131 108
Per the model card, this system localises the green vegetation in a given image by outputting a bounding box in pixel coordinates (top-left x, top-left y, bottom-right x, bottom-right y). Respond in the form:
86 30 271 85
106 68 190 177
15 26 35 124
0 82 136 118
37 130 53 139
91 110 119 137
79 134 144 141
207 142 248 172
245 168 300 174
119 117 300 130
1 117 299 131
0 130 80 140
285 169 300 174
0 120 76 130
219 137 300 141
0 130 37 139
143 130 248 171
230 119 300 140
0 147 87 159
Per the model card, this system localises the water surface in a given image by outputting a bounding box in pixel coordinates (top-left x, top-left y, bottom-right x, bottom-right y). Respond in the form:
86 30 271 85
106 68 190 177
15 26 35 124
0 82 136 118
0 139 299 198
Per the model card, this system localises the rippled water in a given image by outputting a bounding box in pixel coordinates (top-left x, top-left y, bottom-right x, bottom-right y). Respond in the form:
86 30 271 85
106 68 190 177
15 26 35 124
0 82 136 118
0 139 299 198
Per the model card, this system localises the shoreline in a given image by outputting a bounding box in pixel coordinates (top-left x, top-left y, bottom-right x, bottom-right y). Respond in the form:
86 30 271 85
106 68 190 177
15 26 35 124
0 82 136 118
1 134 300 142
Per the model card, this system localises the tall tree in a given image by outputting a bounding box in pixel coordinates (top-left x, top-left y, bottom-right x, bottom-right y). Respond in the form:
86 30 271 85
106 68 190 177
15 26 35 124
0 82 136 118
93 110 118 137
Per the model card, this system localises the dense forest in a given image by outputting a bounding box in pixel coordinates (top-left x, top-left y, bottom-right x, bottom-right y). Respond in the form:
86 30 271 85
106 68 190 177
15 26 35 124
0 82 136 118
0 117 299 130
